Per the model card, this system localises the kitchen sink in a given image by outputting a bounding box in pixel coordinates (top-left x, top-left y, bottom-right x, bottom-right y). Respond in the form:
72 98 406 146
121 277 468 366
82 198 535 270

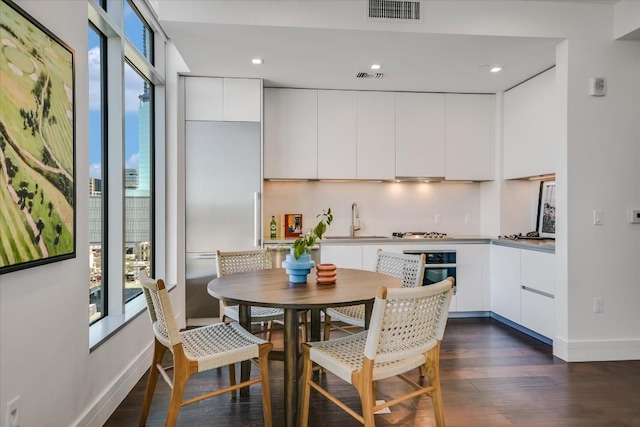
324 235 390 240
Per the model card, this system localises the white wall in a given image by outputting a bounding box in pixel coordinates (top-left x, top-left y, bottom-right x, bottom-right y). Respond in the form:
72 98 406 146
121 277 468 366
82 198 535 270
0 2 179 426
1 1 638 426
264 181 482 238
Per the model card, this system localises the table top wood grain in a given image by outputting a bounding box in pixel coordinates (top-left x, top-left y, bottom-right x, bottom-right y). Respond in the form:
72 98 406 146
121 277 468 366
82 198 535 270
207 267 402 309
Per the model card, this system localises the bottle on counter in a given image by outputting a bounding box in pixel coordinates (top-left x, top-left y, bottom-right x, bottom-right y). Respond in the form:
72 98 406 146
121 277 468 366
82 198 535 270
270 216 277 239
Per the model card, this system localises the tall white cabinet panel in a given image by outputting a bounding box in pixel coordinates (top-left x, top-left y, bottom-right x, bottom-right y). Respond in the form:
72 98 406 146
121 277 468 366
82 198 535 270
445 94 495 181
395 93 446 178
356 91 396 180
223 78 261 122
455 245 486 312
490 245 521 323
318 90 357 179
503 68 557 179
264 88 318 179
185 77 223 121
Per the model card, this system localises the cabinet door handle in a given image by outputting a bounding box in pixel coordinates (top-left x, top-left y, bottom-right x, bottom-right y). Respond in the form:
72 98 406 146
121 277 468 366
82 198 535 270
522 285 554 299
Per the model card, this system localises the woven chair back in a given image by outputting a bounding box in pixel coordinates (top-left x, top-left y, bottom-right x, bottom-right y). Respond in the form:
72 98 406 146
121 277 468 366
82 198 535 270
139 268 181 348
375 250 426 288
364 278 453 363
216 249 272 277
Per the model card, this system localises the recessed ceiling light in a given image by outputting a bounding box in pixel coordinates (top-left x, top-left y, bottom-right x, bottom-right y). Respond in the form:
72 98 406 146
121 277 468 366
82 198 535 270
490 66 502 73
371 64 381 70
252 58 263 65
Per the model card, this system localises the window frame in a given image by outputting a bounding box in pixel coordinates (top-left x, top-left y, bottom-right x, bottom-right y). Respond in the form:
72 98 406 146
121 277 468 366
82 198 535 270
88 23 109 324
88 0 166 350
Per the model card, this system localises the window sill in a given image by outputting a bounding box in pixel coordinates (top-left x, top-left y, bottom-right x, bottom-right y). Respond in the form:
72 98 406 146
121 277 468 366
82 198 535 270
89 283 176 352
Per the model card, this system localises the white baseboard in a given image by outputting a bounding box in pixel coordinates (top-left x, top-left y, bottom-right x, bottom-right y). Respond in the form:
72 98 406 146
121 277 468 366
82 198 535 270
554 336 640 362
75 343 153 427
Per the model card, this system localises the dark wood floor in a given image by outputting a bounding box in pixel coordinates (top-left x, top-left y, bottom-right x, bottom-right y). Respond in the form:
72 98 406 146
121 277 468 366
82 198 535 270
105 318 640 426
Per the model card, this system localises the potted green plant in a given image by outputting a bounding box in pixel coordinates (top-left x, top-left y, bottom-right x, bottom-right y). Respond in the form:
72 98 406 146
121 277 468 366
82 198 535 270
282 208 332 283
293 208 333 259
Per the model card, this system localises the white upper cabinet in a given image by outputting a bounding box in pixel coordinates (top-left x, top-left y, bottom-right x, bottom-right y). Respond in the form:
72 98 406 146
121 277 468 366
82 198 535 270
185 77 223 121
357 91 396 180
264 88 318 179
223 78 261 122
504 68 557 179
395 92 446 178
318 90 357 179
185 77 260 122
445 93 495 181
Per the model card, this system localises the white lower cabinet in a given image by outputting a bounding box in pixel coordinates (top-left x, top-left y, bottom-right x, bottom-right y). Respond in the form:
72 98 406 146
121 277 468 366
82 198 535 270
454 245 487 312
521 290 554 339
490 245 522 323
491 245 555 339
320 245 363 269
520 250 555 338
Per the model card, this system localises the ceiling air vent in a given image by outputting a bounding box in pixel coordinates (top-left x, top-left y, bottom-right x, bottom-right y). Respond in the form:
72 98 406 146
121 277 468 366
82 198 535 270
367 0 421 21
355 72 385 79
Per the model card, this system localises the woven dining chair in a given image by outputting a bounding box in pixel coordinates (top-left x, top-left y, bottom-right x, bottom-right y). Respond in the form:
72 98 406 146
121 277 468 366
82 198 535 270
217 249 308 341
138 269 273 427
216 249 284 340
301 277 454 427
323 250 425 339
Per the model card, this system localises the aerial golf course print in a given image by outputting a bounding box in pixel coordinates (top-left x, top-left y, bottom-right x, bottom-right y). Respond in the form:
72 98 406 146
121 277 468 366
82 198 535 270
0 0 75 274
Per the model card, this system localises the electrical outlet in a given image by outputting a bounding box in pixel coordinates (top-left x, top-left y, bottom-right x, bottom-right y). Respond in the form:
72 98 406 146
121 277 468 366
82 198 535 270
593 210 604 225
435 213 441 224
464 214 472 224
594 298 604 313
6 395 19 427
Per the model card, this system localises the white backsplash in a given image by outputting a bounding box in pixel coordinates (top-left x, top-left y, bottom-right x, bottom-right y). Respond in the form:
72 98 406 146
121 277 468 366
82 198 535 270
264 181 482 238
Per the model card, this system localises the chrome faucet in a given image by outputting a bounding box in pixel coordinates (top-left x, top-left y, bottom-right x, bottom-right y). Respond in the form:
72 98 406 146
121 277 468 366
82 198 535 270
350 202 361 237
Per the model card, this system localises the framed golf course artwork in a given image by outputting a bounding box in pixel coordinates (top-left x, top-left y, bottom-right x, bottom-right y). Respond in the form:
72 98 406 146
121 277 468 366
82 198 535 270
0 0 76 274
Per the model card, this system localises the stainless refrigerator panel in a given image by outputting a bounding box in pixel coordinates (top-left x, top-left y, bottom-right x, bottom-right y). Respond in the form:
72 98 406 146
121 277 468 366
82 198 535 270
185 121 262 253
186 252 219 318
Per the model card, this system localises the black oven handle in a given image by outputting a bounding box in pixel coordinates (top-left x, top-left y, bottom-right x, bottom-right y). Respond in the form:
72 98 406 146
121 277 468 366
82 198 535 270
424 263 457 268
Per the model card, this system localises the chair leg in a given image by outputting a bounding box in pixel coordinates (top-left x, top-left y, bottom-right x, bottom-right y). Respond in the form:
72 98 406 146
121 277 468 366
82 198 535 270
419 364 426 377
166 370 188 427
359 382 376 427
323 313 332 341
139 338 167 426
300 345 313 427
265 320 274 341
300 311 308 342
229 363 237 399
426 343 445 427
258 344 273 427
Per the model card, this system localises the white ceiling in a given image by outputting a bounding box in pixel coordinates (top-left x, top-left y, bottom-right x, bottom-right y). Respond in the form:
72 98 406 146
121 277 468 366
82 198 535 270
160 9 563 94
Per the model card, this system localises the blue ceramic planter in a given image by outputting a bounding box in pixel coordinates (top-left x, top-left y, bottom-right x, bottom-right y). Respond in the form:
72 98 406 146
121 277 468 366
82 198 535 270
281 248 315 283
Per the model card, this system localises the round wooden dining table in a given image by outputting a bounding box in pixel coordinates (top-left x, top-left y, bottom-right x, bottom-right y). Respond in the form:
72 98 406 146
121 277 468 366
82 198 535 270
208 267 402 427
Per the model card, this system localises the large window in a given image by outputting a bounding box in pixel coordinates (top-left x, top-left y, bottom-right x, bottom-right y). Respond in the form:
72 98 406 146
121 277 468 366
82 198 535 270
124 62 153 302
88 25 106 323
88 0 164 328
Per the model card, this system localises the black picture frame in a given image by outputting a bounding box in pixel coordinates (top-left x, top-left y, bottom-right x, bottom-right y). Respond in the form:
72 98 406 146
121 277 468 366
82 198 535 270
0 0 76 274
536 180 556 238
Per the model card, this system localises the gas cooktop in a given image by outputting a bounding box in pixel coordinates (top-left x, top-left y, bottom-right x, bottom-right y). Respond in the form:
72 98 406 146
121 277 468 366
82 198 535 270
392 232 448 239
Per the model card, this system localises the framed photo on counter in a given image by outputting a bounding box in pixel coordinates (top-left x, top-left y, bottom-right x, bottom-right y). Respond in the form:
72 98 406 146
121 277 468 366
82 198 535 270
537 180 556 238
284 214 302 237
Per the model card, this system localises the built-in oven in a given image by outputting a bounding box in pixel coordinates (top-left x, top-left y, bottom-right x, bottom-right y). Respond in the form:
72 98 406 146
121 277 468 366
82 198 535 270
403 250 456 293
